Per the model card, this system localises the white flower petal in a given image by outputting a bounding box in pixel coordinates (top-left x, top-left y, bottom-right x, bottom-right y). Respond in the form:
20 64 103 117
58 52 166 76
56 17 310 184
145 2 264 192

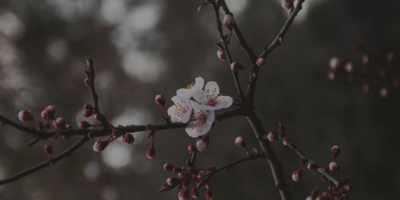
167 105 181 122
197 123 211 136
169 96 192 123
194 77 204 90
217 96 233 108
186 121 200 138
198 104 216 111
176 88 191 99
205 81 220 97
206 110 215 125
182 107 192 123
213 101 228 110
192 89 208 105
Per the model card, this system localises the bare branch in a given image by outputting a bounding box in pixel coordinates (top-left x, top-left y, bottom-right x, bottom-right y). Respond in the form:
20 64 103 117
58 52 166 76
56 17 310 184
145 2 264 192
0 135 90 185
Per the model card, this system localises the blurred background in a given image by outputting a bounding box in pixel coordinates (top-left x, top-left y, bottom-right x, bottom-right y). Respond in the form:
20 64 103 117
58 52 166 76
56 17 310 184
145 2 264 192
0 0 399 199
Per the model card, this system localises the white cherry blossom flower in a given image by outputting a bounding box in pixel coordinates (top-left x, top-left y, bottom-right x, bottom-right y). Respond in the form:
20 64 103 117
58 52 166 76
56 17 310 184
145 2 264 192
185 102 215 138
192 81 233 110
176 77 204 99
167 96 193 123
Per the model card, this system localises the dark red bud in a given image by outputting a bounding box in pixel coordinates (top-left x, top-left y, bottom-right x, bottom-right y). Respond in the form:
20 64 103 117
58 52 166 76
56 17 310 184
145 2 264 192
191 187 199 198
146 146 156 159
45 106 55 119
234 136 246 148
310 187 320 200
256 58 265 68
307 163 319 171
188 144 197 153
122 133 135 145
178 188 190 200
18 110 33 122
145 124 153 131
205 189 213 200
231 62 244 71
217 49 227 61
331 146 340 160
83 110 93 118
181 180 190 188
344 184 351 192
41 111 48 120
155 95 165 107
282 0 294 10
267 131 278 141
222 14 235 30
44 144 53 155
79 121 91 129
292 169 302 182
282 136 292 146
111 129 120 137
166 177 179 187
164 163 174 171
83 104 93 111
53 117 65 129
321 174 329 182
362 55 370 64
329 162 340 172
186 160 193 167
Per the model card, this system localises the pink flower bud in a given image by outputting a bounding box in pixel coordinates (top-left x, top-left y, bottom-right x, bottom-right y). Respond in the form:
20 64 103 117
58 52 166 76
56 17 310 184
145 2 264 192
93 114 100 122
45 106 55 119
235 136 246 148
344 184 351 192
223 14 235 30
191 187 199 198
111 128 120 137
207 166 216 173
155 95 165 107
267 131 278 141
196 137 210 151
18 110 33 122
53 117 65 129
164 163 174 171
41 111 48 120
64 124 72 129
292 169 302 182
186 160 193 167
43 144 53 155
93 139 108 152
83 110 93 118
205 189 213 200
79 121 91 129
329 57 345 71
362 55 370 64
84 78 91 87
83 104 93 111
282 136 292 146
145 124 153 131
322 191 331 197
122 133 135 145
217 49 227 61
256 58 265 68
329 162 340 172
309 187 320 200
178 188 190 200
181 180 190 188
345 62 354 73
231 62 244 71
321 174 328 182
331 146 340 160
282 0 294 10
173 167 182 174
146 146 156 159
166 177 179 187
188 144 197 153
307 163 319 171
327 70 337 81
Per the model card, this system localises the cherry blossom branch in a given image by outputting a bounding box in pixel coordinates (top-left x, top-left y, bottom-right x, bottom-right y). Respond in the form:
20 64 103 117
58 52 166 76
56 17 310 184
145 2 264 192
220 0 257 63
246 112 293 200
202 152 266 182
246 0 304 107
211 2 245 103
84 58 108 127
0 135 90 186
273 130 340 185
0 114 43 138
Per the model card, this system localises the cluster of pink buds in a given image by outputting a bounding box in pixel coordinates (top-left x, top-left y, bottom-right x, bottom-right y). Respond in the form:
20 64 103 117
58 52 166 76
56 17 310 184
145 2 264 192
302 146 351 200
328 45 398 97
158 160 215 200
267 122 291 146
83 104 94 118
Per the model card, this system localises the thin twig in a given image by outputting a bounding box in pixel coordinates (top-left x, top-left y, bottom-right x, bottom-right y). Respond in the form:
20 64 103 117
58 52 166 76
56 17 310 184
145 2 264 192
202 152 266 182
211 2 245 103
0 135 90 185
0 115 44 138
246 1 304 107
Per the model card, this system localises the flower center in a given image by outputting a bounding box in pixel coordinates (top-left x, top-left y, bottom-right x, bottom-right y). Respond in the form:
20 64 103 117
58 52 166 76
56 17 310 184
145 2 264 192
186 82 195 89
